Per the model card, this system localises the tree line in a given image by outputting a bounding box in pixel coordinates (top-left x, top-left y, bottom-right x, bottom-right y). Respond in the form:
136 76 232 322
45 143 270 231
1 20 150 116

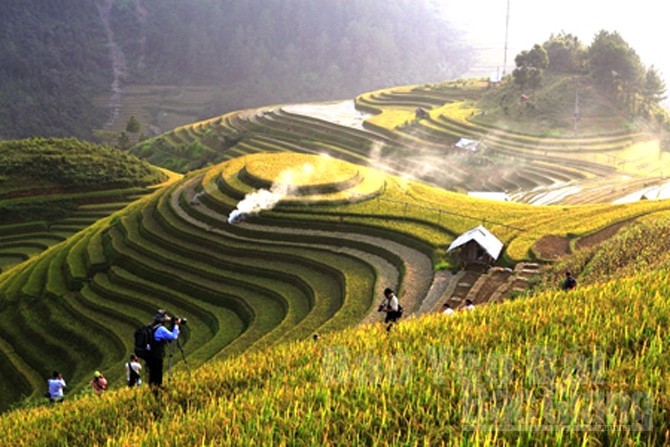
512 31 666 119
0 0 472 140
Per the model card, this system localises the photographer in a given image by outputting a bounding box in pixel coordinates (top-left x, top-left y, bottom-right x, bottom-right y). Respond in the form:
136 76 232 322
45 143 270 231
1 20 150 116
47 371 66 403
146 310 182 389
378 287 403 331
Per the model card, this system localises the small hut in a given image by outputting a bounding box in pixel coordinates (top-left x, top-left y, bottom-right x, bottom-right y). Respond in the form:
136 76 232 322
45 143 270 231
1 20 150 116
447 225 503 268
453 138 480 152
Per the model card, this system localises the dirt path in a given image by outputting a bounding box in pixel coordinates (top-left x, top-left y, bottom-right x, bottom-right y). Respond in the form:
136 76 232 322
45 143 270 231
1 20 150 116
417 270 454 315
97 0 127 127
575 219 631 250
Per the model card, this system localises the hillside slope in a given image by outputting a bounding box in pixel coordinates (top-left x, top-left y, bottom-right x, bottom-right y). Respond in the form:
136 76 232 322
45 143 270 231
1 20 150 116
0 137 171 274
3 152 670 411
0 0 471 139
132 78 670 206
1 258 669 445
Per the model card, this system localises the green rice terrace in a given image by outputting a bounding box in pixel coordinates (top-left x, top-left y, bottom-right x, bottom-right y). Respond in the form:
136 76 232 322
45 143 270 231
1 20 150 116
3 77 670 444
0 138 171 275
2 148 670 401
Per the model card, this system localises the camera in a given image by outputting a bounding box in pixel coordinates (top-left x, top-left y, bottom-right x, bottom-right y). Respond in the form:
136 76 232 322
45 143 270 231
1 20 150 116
172 315 187 326
377 304 384 312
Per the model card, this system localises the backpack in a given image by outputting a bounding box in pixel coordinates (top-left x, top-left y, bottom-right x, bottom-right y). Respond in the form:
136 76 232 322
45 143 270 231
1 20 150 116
134 324 156 360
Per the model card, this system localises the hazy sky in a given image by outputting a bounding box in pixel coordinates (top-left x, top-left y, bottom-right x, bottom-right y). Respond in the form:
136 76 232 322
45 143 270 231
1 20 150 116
440 0 667 85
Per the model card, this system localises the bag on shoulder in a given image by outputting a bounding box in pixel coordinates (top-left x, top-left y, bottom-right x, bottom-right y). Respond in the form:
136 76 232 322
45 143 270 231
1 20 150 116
127 362 140 385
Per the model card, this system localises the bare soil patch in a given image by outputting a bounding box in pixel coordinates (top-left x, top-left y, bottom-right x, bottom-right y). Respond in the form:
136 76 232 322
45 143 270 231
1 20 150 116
575 220 631 250
532 235 571 260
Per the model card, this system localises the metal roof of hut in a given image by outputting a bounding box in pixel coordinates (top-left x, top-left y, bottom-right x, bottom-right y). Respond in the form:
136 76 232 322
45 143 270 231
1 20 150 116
447 225 503 260
454 138 480 151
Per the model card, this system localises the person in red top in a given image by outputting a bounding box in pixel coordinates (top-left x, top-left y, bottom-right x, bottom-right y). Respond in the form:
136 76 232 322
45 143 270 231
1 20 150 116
90 371 108 395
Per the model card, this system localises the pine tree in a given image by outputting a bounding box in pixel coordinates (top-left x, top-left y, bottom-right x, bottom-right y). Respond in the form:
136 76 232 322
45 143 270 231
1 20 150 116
126 116 141 134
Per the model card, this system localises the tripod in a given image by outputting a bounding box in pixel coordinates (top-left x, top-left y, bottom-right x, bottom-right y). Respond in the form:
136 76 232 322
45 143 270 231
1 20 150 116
166 338 191 382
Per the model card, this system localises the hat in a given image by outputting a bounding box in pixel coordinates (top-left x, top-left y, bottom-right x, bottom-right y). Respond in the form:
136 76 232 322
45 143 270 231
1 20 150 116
154 309 169 323
94 371 101 378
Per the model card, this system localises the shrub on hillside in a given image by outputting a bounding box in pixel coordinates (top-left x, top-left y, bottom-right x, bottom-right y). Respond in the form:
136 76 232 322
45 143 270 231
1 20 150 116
0 199 76 224
0 138 165 188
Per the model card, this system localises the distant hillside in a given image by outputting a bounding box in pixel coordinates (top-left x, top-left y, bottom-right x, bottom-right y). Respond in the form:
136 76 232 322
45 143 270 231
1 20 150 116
128 78 670 208
0 1 110 139
0 138 165 202
0 0 472 140
471 31 669 136
472 73 630 135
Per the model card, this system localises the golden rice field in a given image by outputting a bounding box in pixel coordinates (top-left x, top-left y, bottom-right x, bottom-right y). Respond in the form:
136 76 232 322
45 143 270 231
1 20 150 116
4 151 670 412
5 77 670 445
1 265 669 446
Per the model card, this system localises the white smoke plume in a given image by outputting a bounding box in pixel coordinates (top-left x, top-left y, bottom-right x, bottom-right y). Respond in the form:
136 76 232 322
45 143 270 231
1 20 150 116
190 190 205 205
227 183 292 224
227 163 316 224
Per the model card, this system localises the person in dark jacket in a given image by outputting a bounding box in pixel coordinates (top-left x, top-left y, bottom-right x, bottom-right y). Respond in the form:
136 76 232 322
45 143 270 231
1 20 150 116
145 310 181 388
562 271 577 291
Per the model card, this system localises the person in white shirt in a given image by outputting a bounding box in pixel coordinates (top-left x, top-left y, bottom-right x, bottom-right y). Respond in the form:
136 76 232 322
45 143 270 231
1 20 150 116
442 303 455 315
126 354 143 387
463 299 475 311
48 371 66 402
378 287 403 331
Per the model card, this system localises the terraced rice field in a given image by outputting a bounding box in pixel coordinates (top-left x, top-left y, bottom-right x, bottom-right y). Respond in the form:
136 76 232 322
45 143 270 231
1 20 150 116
133 81 670 205
0 154 428 409
5 81 670 411
0 189 166 275
4 150 670 410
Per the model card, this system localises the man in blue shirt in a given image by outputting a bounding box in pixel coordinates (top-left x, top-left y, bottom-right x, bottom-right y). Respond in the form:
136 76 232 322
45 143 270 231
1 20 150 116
146 310 181 388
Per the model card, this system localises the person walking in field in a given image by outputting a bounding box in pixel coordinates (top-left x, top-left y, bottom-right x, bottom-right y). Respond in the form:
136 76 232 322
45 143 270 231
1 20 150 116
126 354 142 387
562 271 577 291
47 371 66 402
378 287 403 331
